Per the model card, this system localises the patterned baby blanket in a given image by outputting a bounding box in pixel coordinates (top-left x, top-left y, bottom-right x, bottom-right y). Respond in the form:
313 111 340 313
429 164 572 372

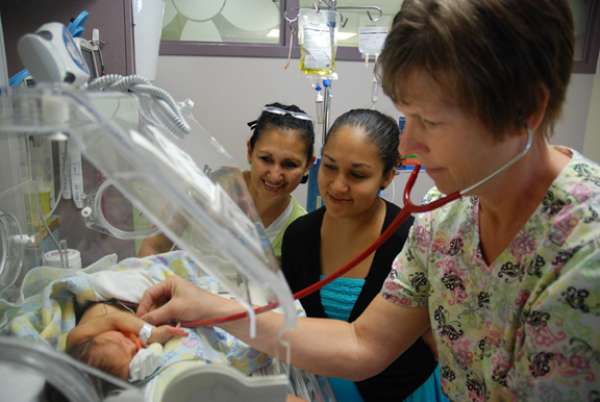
0 251 273 376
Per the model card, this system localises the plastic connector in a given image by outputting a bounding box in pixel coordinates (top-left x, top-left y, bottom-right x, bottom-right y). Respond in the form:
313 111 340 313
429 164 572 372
80 206 92 218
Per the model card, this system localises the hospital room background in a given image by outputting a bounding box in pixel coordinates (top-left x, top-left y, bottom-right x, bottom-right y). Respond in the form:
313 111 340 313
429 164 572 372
1 0 599 212
147 1 600 208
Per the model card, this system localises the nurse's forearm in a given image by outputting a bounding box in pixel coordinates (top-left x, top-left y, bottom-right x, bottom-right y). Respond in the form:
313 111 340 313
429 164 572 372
212 295 429 381
218 311 375 380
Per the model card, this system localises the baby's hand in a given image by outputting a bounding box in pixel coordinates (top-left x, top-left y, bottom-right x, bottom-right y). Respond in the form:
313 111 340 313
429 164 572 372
148 324 187 344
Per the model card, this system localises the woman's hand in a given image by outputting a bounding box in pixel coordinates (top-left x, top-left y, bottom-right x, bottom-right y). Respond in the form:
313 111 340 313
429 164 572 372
137 275 231 325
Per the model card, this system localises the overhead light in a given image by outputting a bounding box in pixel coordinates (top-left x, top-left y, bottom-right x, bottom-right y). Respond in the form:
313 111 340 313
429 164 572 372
266 28 280 38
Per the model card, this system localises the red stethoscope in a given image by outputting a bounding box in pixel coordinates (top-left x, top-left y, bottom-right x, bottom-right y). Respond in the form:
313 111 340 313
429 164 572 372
181 129 534 328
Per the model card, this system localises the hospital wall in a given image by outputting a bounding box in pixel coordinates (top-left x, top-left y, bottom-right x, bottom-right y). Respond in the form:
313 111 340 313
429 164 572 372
584 58 600 162
156 56 599 208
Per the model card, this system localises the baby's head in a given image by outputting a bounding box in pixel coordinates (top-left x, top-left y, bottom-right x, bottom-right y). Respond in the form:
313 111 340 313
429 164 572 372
68 330 140 379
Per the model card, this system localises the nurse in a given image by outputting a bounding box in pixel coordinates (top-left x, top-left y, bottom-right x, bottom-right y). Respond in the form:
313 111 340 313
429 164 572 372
137 1 600 400
281 109 441 402
139 103 315 259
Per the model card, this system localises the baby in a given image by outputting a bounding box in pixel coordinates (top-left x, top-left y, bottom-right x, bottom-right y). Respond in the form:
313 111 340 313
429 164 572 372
67 301 186 380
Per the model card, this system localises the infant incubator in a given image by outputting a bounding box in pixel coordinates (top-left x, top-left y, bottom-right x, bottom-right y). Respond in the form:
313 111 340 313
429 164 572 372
0 85 333 402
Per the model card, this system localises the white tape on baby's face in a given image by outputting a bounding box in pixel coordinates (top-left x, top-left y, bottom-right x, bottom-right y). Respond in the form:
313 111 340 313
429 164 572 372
129 343 164 382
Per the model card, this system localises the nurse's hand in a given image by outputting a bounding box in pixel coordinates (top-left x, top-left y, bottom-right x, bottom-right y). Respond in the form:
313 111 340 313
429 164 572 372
148 324 188 344
137 275 226 325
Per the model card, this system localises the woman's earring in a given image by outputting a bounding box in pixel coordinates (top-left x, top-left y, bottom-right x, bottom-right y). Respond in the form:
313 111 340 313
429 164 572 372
301 174 309 184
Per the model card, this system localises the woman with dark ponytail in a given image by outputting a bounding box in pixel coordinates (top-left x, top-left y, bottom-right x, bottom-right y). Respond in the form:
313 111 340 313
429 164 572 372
281 109 441 402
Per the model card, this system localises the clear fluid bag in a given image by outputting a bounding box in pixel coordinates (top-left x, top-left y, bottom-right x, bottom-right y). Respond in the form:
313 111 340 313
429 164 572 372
298 8 338 76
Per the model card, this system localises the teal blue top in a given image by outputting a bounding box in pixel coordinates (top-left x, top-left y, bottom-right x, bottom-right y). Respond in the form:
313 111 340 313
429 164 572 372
319 275 448 402
320 275 366 402
320 275 365 321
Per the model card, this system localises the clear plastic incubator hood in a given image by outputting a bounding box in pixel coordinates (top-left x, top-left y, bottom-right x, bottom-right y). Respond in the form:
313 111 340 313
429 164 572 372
0 84 322 402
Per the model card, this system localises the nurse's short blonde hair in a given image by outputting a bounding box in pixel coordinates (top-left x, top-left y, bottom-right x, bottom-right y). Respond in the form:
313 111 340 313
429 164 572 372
378 0 574 139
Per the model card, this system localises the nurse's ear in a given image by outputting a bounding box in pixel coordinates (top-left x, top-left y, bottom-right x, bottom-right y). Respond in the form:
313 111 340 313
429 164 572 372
525 86 550 133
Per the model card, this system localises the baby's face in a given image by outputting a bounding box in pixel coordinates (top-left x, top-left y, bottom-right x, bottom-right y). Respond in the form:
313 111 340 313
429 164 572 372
89 330 140 379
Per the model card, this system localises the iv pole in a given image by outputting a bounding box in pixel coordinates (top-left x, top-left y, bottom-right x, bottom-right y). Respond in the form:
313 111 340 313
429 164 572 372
303 0 383 211
311 0 383 143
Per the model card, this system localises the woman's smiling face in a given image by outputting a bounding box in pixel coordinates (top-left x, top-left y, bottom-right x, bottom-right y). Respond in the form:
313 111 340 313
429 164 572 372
247 127 311 201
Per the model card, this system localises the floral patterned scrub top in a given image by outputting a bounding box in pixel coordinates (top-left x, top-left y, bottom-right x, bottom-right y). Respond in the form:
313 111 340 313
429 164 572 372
382 149 600 401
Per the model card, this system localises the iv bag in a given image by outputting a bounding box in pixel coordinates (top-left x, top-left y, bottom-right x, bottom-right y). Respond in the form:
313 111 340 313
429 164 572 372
358 26 388 59
298 8 338 76
358 25 388 106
